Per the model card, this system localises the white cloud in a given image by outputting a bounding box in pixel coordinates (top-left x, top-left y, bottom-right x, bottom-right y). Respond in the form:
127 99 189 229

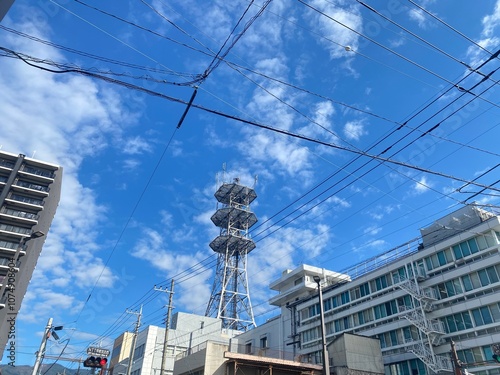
408 9 427 28
413 176 432 194
0 15 133 323
466 1 500 66
363 225 382 236
131 227 213 314
122 136 153 155
481 0 500 37
306 0 362 59
343 120 367 140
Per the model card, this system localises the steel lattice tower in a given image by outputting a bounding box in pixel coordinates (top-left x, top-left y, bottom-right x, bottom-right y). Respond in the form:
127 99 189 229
205 178 257 331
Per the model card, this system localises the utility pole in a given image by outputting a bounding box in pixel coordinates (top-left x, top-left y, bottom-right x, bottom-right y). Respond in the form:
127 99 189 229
154 280 175 375
125 305 142 375
32 318 53 375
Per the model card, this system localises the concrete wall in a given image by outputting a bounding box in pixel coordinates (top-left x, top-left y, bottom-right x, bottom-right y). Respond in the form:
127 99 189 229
330 333 383 374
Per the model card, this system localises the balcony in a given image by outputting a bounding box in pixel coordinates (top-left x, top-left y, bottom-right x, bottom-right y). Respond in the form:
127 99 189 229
20 165 55 179
13 180 50 197
0 208 39 222
6 194 45 209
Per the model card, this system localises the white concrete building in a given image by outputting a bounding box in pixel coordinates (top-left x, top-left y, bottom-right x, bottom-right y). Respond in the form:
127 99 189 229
110 312 235 375
0 151 62 360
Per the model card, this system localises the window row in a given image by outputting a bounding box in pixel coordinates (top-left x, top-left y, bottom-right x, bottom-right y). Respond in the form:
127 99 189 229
385 358 429 375
299 234 499 323
433 264 500 299
457 345 495 368
9 194 45 206
426 233 498 271
1 208 39 220
0 223 31 235
441 302 500 333
301 266 500 340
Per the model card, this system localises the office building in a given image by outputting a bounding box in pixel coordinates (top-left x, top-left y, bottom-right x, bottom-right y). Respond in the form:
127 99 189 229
0 151 62 359
236 205 500 374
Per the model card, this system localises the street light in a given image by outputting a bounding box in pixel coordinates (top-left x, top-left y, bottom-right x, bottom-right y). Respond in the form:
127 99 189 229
0 230 45 303
313 275 330 375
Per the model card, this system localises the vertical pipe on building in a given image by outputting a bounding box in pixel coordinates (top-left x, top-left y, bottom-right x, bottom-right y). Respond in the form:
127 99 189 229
313 276 330 375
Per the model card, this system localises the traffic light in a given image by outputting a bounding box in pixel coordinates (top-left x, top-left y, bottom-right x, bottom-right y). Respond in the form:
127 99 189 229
84 356 108 368
493 354 500 363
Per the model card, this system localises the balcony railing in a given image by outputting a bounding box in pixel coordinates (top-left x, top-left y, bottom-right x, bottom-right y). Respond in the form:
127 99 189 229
15 180 50 193
21 165 55 179
9 194 45 206
1 208 39 220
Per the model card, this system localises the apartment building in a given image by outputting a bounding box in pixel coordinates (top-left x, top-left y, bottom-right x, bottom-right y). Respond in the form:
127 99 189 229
0 151 62 359
237 205 500 375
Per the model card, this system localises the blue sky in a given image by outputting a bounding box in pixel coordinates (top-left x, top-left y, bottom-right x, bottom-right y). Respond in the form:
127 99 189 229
1 0 500 367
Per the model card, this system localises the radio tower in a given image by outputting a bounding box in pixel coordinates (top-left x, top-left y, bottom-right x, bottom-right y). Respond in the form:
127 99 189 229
206 176 257 331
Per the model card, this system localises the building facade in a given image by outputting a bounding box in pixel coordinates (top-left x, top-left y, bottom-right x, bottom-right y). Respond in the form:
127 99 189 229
110 312 236 375
0 151 62 359
237 205 500 375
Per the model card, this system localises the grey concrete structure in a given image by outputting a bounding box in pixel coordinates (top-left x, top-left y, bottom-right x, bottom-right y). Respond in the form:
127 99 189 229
0 151 62 360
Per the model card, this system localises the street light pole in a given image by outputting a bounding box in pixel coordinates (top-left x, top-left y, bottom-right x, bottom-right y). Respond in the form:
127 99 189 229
313 275 330 375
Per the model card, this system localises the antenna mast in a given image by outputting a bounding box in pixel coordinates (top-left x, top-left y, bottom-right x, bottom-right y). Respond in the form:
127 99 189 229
205 175 258 331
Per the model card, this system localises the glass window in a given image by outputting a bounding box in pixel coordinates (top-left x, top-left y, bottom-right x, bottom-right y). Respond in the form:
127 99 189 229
478 269 490 286
324 298 332 311
463 311 473 329
486 234 496 247
453 244 462 259
481 306 493 325
360 282 370 297
437 251 447 266
390 330 398 346
468 238 479 253
358 311 365 325
446 316 457 333
491 304 500 323
472 308 484 326
462 275 473 291
453 279 463 294
487 266 499 283
470 273 481 289
483 345 494 360
260 336 268 348
379 333 386 348
477 235 488 250
425 257 433 271
460 242 471 256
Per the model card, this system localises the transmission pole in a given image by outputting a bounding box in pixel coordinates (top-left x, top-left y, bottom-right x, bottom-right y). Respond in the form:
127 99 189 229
154 280 175 375
32 318 53 375
125 305 142 375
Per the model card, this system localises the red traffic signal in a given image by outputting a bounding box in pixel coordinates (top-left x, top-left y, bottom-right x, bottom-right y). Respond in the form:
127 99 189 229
83 356 108 368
